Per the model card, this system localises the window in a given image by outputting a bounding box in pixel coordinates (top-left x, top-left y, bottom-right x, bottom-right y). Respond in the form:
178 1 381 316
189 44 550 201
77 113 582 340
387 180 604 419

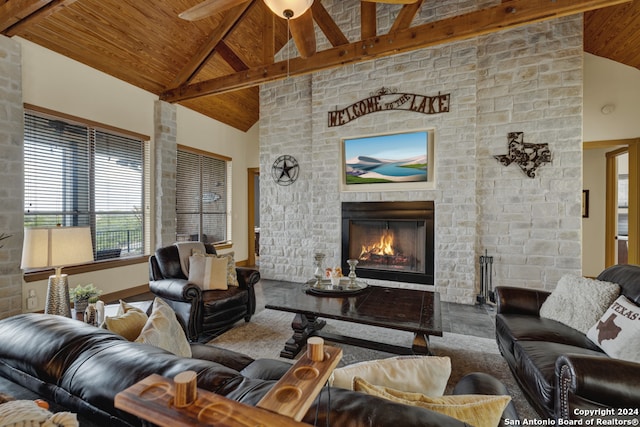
176 146 231 244
24 109 150 262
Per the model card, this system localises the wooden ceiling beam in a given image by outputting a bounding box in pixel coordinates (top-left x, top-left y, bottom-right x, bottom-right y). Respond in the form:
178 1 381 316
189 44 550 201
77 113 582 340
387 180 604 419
216 40 249 72
168 0 255 88
3 0 78 35
263 6 275 64
162 0 631 103
361 1 377 39
0 0 49 32
389 0 424 34
312 1 349 47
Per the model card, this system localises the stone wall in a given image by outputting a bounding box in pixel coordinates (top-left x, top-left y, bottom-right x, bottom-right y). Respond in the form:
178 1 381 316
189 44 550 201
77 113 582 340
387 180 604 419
0 36 24 319
154 100 178 249
259 1 583 303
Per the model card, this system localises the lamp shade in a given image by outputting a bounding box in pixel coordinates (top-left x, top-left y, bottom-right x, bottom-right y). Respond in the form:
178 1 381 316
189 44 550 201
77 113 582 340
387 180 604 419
21 226 94 269
263 0 313 19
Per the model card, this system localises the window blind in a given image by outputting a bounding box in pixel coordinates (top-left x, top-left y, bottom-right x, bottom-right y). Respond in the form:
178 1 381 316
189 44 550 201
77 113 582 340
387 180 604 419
176 149 229 244
24 111 147 261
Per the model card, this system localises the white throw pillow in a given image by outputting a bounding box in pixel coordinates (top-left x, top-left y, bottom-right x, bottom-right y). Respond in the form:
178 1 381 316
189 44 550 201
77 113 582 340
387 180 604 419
135 298 192 358
586 295 640 363
539 274 620 334
188 255 228 290
329 355 451 396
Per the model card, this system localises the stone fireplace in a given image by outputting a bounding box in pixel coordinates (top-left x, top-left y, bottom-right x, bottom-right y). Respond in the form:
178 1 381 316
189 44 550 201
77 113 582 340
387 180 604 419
258 1 583 304
341 201 434 285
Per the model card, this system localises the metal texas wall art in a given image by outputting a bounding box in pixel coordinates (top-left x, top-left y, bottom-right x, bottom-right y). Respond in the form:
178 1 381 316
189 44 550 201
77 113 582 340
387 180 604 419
328 87 450 127
494 132 551 178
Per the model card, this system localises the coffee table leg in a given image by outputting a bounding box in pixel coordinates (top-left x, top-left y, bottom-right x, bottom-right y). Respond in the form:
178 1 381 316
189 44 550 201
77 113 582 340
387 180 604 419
280 313 326 359
412 333 432 355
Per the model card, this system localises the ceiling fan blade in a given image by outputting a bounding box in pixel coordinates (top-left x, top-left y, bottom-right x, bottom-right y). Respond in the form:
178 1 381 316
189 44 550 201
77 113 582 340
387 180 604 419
289 8 316 59
179 0 248 21
362 0 420 3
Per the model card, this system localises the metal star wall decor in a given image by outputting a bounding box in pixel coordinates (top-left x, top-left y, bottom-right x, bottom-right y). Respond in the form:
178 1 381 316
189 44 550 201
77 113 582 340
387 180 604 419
494 132 552 178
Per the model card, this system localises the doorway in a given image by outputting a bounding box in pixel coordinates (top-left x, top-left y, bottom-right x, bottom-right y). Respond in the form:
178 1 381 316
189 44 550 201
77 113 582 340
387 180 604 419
601 139 638 267
247 168 260 267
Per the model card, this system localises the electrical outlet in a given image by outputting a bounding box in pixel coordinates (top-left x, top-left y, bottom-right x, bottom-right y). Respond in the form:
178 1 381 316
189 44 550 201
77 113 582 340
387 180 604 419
27 289 37 310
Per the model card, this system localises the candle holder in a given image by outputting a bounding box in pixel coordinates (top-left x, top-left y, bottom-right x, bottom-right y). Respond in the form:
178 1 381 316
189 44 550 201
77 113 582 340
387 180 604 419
347 259 358 288
313 253 326 286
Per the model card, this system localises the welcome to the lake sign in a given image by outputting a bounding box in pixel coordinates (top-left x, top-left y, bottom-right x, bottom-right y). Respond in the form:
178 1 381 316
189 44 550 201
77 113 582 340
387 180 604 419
328 87 450 127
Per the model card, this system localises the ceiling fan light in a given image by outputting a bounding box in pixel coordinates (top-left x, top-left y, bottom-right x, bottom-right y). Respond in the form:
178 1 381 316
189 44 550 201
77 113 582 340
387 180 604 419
263 0 313 19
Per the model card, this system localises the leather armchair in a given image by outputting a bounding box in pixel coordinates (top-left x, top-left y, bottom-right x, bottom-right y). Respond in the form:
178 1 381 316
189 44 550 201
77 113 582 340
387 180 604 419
149 244 259 342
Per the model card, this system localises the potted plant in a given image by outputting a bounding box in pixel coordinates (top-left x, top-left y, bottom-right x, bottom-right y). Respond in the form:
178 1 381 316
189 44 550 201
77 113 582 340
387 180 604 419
70 284 102 312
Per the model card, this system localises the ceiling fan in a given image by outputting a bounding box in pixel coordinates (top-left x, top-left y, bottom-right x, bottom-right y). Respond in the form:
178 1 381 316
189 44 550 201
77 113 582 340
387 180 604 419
179 0 419 59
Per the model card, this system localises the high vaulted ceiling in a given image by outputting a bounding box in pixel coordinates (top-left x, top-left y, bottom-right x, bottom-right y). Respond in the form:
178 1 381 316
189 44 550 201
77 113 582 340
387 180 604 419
1 0 637 131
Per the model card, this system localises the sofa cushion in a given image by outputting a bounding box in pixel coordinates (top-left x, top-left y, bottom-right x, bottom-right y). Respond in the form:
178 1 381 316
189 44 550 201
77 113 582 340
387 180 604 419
539 274 620 334
587 295 640 363
496 314 602 356
353 376 511 427
330 355 451 395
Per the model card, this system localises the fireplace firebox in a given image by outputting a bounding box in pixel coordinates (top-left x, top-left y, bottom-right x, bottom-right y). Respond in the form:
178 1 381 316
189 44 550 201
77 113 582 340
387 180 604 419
341 201 434 285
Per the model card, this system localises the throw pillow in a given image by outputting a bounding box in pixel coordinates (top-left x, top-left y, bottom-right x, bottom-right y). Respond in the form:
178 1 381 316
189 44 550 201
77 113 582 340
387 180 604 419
102 300 148 341
188 254 228 290
216 251 239 287
329 355 451 396
353 377 510 427
586 295 640 363
135 298 192 358
539 274 620 334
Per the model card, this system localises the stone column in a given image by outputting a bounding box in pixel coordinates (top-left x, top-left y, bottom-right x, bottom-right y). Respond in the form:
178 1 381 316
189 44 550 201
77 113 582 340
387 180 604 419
0 35 24 319
154 100 177 249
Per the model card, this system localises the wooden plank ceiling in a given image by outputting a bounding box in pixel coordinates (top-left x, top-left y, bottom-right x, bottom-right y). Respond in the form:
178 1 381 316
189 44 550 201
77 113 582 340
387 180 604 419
0 0 635 132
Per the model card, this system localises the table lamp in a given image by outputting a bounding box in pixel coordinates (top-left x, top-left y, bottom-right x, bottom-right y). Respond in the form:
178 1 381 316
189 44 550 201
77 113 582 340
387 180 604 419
21 226 94 317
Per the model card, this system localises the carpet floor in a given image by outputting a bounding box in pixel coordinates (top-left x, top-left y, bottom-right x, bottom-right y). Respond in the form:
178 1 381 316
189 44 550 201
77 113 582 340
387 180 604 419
210 308 539 421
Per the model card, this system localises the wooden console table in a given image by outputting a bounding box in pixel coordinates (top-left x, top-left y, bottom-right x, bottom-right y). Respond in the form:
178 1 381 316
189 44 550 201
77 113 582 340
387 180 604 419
115 342 342 427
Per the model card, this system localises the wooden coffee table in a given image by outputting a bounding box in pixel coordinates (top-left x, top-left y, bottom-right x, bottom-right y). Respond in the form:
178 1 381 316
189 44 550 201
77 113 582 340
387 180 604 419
266 284 442 359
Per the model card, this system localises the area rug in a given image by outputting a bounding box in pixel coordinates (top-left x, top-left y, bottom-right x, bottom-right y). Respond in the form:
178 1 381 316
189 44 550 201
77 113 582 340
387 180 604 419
210 308 539 420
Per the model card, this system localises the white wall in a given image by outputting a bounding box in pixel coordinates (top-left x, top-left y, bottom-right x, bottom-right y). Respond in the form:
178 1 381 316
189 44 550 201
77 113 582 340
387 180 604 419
18 37 258 312
582 53 640 274
584 53 640 141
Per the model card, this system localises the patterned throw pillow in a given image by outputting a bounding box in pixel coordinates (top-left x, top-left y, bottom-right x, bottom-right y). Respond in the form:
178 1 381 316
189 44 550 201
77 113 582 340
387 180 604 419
330 355 451 396
539 274 620 334
586 295 640 363
135 298 192 358
353 376 510 427
216 251 239 287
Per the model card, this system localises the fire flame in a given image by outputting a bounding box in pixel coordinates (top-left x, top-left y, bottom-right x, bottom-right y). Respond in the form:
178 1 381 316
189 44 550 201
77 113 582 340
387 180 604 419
360 230 395 258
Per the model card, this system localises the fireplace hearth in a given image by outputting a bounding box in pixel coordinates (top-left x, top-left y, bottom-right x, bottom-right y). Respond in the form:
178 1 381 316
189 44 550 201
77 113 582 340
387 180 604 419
341 201 434 285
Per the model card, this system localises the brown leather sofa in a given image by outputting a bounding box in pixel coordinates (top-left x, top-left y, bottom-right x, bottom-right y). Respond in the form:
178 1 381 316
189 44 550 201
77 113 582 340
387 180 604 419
0 313 518 427
149 243 259 342
495 264 640 421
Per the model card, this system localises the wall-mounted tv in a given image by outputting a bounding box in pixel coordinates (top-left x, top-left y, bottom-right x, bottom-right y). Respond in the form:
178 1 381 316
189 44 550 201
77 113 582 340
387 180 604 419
342 130 434 187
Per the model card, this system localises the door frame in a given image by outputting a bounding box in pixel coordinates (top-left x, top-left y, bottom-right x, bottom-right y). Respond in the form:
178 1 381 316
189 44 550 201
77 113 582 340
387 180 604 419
247 167 259 267
588 138 639 267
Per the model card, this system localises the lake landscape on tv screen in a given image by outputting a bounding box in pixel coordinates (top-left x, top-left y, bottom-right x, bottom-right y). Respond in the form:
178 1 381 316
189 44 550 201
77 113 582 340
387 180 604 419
344 131 428 184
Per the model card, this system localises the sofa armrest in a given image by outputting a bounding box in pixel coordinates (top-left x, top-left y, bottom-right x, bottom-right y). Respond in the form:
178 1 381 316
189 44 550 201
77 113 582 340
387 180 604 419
495 286 551 315
149 278 202 302
235 267 260 290
556 354 640 419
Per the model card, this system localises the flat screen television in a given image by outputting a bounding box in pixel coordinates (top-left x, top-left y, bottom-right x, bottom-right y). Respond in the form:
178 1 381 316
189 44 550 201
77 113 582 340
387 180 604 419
342 130 433 186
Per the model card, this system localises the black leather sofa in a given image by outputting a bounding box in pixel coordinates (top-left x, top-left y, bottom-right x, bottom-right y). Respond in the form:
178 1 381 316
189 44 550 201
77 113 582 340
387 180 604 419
149 243 260 342
495 264 640 420
0 313 518 427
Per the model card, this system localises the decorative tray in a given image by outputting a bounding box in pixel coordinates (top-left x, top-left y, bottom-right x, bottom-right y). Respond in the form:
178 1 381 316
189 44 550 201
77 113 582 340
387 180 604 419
304 278 368 296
